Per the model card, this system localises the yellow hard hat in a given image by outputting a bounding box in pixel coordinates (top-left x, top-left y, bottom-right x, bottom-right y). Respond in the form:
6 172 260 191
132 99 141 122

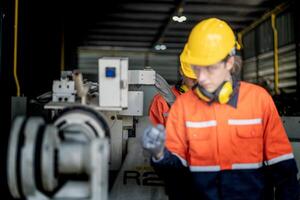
180 18 236 67
180 46 197 79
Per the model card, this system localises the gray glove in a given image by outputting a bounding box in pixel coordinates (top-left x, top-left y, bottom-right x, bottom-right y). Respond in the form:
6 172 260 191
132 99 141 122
142 124 166 158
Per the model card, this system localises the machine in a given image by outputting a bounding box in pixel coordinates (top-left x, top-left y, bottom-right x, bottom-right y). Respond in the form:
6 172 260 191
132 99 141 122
7 57 157 200
7 106 110 200
7 57 300 200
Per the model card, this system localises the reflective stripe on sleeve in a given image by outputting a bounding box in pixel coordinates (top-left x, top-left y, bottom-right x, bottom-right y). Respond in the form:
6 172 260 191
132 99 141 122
189 165 221 172
265 153 294 166
232 162 263 169
228 118 262 125
186 120 217 128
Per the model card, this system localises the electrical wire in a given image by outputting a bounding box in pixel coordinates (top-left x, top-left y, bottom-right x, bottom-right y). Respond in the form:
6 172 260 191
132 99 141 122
271 14 280 95
13 0 20 96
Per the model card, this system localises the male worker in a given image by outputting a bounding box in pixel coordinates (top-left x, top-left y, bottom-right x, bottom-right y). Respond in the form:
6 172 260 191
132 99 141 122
142 18 299 199
149 63 197 126
148 59 197 200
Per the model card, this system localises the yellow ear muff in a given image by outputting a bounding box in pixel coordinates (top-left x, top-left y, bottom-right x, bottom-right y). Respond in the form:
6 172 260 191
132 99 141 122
179 84 189 93
194 86 213 102
216 81 233 104
194 81 233 104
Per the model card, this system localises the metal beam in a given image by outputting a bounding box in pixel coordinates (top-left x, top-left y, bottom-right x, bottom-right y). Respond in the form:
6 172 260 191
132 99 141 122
120 2 173 12
87 35 153 42
185 0 268 6
88 29 157 36
186 14 257 22
291 0 300 96
95 21 161 29
184 2 268 12
104 13 255 23
165 31 190 37
239 1 290 36
149 48 182 54
107 13 168 21
151 0 185 49
84 41 151 47
162 42 185 48
79 45 150 52
164 37 188 43
169 21 247 30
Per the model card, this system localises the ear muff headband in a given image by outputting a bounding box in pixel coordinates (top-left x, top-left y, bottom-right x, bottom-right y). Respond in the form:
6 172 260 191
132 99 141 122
179 84 189 93
194 86 212 102
195 84 214 102
194 81 233 104
216 81 233 104
175 80 190 94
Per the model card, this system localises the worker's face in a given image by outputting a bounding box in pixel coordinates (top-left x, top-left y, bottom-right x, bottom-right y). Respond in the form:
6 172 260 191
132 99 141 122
192 57 234 93
182 75 197 89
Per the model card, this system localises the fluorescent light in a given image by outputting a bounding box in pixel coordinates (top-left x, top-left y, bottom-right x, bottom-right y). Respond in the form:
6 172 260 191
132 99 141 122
172 15 187 23
160 44 167 50
154 44 167 51
154 44 161 50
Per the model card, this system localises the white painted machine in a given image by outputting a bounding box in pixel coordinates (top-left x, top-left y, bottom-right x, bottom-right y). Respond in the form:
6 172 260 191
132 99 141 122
7 57 157 200
7 106 110 200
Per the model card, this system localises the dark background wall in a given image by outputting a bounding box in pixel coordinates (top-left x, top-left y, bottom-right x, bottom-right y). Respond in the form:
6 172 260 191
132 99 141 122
0 0 120 197
0 0 72 198
0 0 13 198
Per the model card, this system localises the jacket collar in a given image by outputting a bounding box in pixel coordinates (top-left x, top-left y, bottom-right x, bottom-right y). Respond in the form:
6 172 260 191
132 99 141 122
227 79 240 108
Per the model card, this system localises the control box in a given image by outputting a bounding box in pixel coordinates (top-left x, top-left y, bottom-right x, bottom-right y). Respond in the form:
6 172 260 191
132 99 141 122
128 70 155 85
98 57 128 110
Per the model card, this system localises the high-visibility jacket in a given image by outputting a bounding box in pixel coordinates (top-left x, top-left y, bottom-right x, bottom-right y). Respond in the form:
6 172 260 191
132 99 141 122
149 86 196 200
149 86 180 126
152 81 299 200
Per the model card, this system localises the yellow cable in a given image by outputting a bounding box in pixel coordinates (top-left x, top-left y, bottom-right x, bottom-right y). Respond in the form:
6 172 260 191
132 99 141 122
237 1 287 95
237 32 243 49
271 14 280 95
13 0 20 96
239 1 289 37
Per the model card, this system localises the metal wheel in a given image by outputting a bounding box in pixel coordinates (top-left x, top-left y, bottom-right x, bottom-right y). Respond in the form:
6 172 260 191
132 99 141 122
53 106 110 140
7 116 26 198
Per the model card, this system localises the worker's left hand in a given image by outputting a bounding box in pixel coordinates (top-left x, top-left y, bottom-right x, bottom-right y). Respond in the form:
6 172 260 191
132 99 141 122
142 124 165 159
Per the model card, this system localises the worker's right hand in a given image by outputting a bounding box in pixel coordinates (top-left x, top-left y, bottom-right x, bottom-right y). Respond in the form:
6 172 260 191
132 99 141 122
142 124 165 159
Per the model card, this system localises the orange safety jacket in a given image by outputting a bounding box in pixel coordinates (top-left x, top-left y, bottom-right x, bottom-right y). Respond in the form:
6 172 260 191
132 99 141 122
152 81 299 199
149 86 196 200
149 86 180 126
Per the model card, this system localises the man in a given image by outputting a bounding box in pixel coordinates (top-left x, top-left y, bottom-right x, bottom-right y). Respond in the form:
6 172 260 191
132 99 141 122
142 18 299 199
148 56 197 200
149 63 197 126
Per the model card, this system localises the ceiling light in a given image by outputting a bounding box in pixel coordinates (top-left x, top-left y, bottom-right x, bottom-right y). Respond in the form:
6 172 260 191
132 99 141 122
154 45 161 50
172 15 187 23
172 16 179 21
179 16 187 22
160 44 167 50
172 6 187 23
154 44 167 51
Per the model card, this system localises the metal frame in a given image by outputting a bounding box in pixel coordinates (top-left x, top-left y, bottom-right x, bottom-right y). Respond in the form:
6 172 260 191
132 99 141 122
7 109 110 200
291 0 300 97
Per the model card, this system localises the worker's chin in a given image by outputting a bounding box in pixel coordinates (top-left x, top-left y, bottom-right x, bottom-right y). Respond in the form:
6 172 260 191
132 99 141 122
203 86 216 93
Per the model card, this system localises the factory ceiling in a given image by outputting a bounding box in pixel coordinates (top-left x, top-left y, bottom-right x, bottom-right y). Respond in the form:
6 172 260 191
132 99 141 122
73 0 286 54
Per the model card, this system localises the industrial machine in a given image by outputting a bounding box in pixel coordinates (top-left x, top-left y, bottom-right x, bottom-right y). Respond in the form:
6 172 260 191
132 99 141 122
7 106 110 200
6 57 300 200
7 57 157 200
52 71 76 103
